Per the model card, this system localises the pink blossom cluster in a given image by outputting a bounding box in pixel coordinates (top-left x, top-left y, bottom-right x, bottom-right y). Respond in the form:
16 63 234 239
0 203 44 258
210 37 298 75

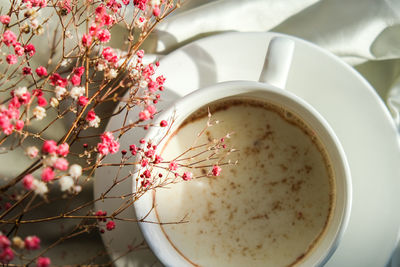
2 30 36 66
95 210 116 233
0 234 13 264
0 234 48 265
101 46 118 65
133 0 160 15
139 104 157 121
71 66 85 86
39 140 70 183
81 4 116 49
22 0 47 8
97 132 120 155
24 235 41 250
0 87 33 135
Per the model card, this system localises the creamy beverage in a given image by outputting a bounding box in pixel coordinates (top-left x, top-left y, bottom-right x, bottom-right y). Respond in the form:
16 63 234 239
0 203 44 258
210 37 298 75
154 98 335 267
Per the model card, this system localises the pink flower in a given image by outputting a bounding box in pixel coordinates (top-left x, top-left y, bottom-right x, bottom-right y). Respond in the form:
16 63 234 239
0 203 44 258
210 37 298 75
6 54 17 65
95 5 106 15
160 120 168 127
41 167 55 182
146 105 156 115
14 44 25 56
156 75 166 85
3 124 14 135
57 143 69 157
182 171 193 181
37 96 48 107
144 149 155 158
50 73 68 87
97 132 120 155
100 132 114 143
212 165 222 176
169 161 178 171
139 110 150 121
2 30 17 46
140 158 148 167
106 220 115 231
136 49 144 58
74 66 85 76
86 110 96 121
103 14 114 26
97 29 111 43
36 257 51 267
42 140 57 154
0 15 10 25
129 144 137 152
33 88 43 97
24 235 40 250
70 74 81 86
15 120 24 130
102 47 116 62
143 169 151 178
0 235 11 250
54 158 68 171
35 66 48 77
23 174 34 190
97 143 109 155
108 140 120 154
134 0 148 10
22 67 32 75
78 96 88 106
0 247 14 264
153 154 162 164
95 210 107 220
89 23 99 36
81 33 92 47
153 6 160 17
24 44 36 57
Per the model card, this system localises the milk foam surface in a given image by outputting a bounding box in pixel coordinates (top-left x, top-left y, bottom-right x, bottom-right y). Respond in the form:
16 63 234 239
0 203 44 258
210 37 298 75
154 99 334 267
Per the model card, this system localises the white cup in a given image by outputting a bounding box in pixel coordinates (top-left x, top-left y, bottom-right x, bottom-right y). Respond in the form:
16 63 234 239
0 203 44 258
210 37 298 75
134 37 352 267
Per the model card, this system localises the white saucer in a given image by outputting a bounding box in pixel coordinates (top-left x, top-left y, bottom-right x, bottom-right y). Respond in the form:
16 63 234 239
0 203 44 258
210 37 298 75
94 32 400 267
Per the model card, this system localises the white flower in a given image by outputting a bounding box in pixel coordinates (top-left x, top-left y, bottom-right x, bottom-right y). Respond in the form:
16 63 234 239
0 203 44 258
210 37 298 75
130 67 139 78
73 185 82 193
55 86 66 100
106 69 118 79
61 59 72 67
69 164 82 178
33 106 46 120
33 179 48 196
25 146 39 159
59 175 74 191
70 86 85 100
30 19 38 29
50 97 59 107
88 115 100 128
96 61 105 71
34 25 44 35
140 80 148 88
12 236 25 249
43 154 57 167
14 87 27 98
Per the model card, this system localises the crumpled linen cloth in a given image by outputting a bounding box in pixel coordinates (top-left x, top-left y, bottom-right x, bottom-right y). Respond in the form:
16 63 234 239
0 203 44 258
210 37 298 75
152 0 400 130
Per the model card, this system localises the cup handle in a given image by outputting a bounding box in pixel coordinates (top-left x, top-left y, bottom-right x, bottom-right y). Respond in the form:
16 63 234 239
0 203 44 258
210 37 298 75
259 37 295 90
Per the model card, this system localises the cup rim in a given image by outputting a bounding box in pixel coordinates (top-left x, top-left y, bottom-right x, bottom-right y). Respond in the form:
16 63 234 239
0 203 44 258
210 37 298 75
134 80 352 267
